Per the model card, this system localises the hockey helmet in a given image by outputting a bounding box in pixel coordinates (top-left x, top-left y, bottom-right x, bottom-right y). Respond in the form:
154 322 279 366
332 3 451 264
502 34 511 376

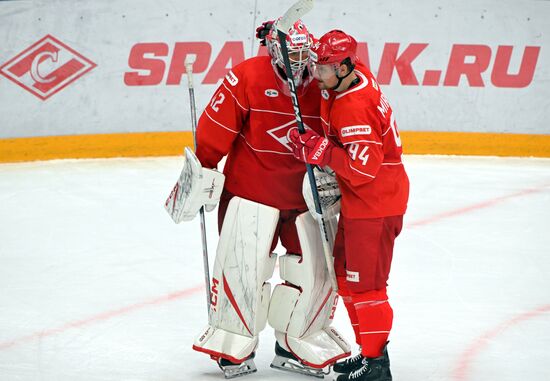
309 29 357 66
265 18 313 86
308 30 358 86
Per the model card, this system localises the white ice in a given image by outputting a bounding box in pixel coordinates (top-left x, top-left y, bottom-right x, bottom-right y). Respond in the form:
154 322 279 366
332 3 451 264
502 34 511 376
0 155 549 381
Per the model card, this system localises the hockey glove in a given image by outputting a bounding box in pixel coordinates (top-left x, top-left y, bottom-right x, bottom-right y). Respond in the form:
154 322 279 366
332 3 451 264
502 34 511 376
255 20 274 46
288 128 334 167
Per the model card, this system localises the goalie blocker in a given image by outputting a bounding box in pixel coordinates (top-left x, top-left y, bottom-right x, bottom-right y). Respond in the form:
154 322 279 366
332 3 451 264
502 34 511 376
193 195 350 376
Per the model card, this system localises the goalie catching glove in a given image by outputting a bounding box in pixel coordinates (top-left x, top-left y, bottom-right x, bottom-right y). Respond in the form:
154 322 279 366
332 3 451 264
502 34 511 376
164 147 225 223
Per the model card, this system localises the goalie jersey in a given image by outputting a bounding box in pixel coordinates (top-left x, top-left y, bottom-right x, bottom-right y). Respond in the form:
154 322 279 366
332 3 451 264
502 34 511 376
195 56 323 210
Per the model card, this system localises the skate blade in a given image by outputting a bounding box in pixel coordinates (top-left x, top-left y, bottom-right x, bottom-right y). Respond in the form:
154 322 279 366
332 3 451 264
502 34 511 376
270 354 327 378
219 359 257 379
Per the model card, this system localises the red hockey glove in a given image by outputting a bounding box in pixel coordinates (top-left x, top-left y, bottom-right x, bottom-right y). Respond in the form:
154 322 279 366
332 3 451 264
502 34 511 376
288 128 334 167
255 20 274 46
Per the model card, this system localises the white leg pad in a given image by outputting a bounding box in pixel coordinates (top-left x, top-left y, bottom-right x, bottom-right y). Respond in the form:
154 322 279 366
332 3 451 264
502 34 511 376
268 211 350 368
194 325 258 363
193 197 279 362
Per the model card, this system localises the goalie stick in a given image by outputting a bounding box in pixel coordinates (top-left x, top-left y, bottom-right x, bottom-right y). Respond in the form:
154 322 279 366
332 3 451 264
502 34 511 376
276 0 338 292
185 57 212 313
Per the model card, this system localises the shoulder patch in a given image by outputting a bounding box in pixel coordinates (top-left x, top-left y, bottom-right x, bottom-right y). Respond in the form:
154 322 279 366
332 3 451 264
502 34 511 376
225 70 239 86
341 125 372 138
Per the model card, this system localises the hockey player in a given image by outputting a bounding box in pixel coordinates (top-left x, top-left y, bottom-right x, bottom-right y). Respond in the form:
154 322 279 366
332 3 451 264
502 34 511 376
166 20 350 378
288 30 410 381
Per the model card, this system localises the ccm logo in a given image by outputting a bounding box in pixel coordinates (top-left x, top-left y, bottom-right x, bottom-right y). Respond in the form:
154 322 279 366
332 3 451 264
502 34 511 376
341 126 372 137
210 278 220 312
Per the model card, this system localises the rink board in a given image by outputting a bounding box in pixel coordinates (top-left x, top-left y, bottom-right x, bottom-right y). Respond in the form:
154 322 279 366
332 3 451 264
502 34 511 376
0 0 548 160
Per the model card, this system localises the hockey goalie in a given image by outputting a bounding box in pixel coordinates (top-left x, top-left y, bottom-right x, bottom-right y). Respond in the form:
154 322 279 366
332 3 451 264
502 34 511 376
165 18 350 379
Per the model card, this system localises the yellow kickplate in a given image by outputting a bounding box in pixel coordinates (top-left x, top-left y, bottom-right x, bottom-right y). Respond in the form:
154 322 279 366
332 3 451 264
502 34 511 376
1 131 549 163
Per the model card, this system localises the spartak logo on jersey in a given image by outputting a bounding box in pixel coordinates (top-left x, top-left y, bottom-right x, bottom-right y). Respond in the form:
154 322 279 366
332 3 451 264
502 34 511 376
267 120 312 152
0 35 96 100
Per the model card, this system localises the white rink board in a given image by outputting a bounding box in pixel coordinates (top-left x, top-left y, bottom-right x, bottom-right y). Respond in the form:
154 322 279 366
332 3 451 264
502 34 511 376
0 0 548 139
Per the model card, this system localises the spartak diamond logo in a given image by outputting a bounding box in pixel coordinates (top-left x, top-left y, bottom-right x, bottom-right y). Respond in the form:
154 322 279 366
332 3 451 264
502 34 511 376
0 35 96 100
267 119 313 152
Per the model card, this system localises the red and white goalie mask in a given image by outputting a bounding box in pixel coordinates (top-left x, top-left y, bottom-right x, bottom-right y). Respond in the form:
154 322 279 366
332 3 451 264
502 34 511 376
266 18 313 88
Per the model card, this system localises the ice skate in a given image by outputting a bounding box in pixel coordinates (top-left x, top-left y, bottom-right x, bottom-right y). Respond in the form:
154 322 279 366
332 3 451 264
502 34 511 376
332 349 364 374
334 344 391 381
270 342 330 378
217 353 257 379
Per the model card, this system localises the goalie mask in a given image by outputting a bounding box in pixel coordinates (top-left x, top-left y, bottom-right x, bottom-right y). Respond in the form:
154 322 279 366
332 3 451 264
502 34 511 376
266 18 313 88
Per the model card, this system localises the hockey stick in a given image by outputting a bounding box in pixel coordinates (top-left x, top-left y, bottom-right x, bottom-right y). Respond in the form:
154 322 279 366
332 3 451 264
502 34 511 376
276 0 338 292
185 57 212 313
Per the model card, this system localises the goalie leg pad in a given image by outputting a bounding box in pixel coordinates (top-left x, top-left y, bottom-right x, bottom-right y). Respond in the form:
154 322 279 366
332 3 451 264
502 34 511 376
268 211 350 368
193 197 279 362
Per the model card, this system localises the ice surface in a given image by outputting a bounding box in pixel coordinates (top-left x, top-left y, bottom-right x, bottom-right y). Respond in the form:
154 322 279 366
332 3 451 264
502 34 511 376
0 155 549 381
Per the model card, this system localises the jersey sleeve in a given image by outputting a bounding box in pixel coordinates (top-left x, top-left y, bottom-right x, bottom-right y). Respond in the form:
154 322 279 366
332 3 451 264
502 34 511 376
195 66 249 169
327 97 384 185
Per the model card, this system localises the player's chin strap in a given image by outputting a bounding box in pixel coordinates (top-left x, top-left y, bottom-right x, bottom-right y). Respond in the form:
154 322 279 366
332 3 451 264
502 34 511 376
330 62 356 91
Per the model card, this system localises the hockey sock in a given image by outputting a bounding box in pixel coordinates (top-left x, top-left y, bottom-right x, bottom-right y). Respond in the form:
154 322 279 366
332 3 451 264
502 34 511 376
337 276 361 346
351 288 393 358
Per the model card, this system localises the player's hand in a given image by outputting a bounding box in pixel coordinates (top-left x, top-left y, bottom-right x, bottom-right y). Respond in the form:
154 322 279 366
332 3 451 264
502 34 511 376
255 20 274 46
288 128 333 167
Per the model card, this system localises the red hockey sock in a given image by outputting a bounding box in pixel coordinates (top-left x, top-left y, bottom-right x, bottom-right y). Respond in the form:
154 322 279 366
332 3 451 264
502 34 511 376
351 288 393 358
337 276 361 345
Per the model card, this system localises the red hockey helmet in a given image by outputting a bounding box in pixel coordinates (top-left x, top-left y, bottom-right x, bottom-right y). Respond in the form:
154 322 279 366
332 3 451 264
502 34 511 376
309 30 357 66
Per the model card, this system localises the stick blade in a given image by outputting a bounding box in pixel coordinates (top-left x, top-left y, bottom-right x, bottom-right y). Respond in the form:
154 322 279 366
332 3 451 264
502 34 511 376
276 0 314 33
184 56 196 75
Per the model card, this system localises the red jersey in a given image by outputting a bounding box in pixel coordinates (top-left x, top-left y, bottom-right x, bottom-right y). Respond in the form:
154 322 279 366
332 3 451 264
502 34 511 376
321 62 409 218
195 56 322 210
